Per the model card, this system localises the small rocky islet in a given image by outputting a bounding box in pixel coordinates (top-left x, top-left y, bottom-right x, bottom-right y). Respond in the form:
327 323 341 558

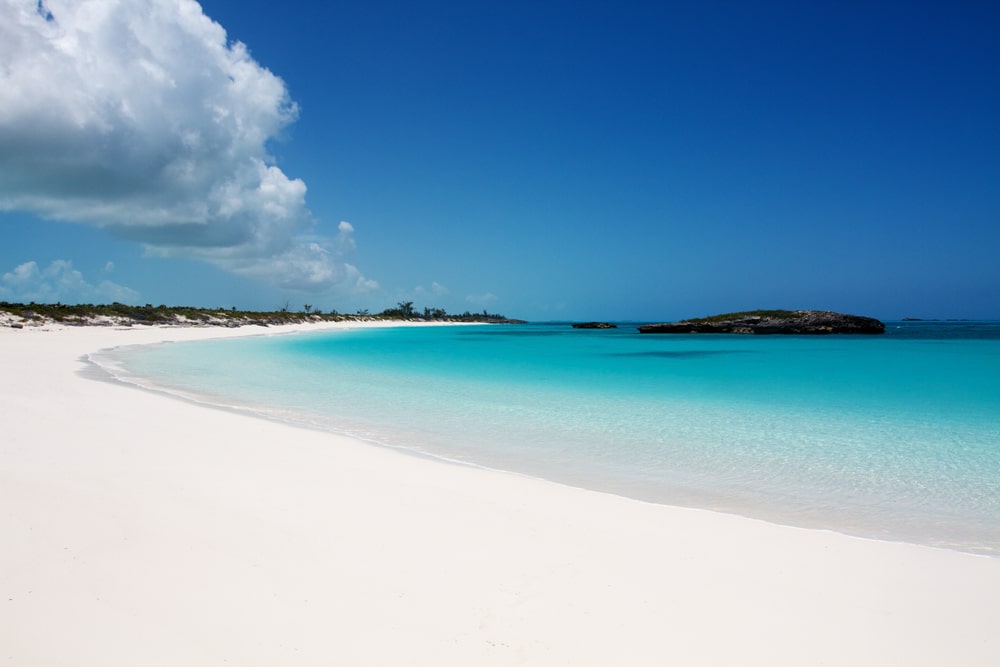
571 322 618 329
637 310 885 335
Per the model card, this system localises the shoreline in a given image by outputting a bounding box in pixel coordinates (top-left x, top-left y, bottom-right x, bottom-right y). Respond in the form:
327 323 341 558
89 321 1000 558
3 322 1000 665
88 346 1000 559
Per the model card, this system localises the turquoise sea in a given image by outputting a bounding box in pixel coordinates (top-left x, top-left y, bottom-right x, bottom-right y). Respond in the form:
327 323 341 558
93 321 1000 555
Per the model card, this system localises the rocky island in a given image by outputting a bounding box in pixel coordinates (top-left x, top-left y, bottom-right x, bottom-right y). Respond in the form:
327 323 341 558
572 322 618 329
638 310 885 335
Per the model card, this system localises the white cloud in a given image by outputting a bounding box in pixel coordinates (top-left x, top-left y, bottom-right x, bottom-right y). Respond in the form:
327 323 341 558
412 281 450 300
0 260 140 304
335 221 357 253
0 0 373 293
344 264 380 292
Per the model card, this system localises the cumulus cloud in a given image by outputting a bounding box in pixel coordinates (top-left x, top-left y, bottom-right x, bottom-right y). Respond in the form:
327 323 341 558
0 0 374 293
0 259 140 304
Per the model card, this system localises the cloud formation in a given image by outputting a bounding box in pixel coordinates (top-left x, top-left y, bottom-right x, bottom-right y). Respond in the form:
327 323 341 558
410 281 449 300
0 260 140 304
0 0 375 293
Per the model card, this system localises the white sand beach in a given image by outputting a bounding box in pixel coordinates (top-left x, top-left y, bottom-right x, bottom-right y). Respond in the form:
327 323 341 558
2 321 999 666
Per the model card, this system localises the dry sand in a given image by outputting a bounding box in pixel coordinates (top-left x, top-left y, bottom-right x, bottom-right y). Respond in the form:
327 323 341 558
2 321 999 666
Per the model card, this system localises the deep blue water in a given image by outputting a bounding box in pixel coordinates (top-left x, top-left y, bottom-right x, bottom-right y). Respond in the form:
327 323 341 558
94 321 1000 555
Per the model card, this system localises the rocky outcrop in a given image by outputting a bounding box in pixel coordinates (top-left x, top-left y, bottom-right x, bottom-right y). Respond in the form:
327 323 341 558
638 310 885 335
572 322 618 329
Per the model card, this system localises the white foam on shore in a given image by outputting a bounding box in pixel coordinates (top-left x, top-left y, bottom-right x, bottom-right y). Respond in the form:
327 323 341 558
3 321 1000 666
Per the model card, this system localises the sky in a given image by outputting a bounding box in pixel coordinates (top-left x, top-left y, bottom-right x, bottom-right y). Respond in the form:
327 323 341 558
1 0 997 321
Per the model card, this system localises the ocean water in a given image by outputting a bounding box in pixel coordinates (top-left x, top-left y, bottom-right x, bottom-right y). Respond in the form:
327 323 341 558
92 321 1000 555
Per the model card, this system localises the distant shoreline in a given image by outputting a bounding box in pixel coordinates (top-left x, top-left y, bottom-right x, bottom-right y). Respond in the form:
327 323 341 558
0 301 525 329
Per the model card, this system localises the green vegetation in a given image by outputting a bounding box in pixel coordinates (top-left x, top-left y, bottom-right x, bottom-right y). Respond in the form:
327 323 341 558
0 301 524 327
685 310 807 323
375 301 511 322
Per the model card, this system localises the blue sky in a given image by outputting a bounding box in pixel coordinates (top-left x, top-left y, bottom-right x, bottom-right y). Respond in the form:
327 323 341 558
1 0 998 320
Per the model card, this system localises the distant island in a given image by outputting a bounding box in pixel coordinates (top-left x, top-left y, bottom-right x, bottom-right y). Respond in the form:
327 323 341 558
0 301 525 329
638 310 885 335
572 322 617 329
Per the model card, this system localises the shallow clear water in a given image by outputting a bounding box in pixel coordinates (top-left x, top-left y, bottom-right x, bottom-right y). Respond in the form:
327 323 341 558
93 321 1000 555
